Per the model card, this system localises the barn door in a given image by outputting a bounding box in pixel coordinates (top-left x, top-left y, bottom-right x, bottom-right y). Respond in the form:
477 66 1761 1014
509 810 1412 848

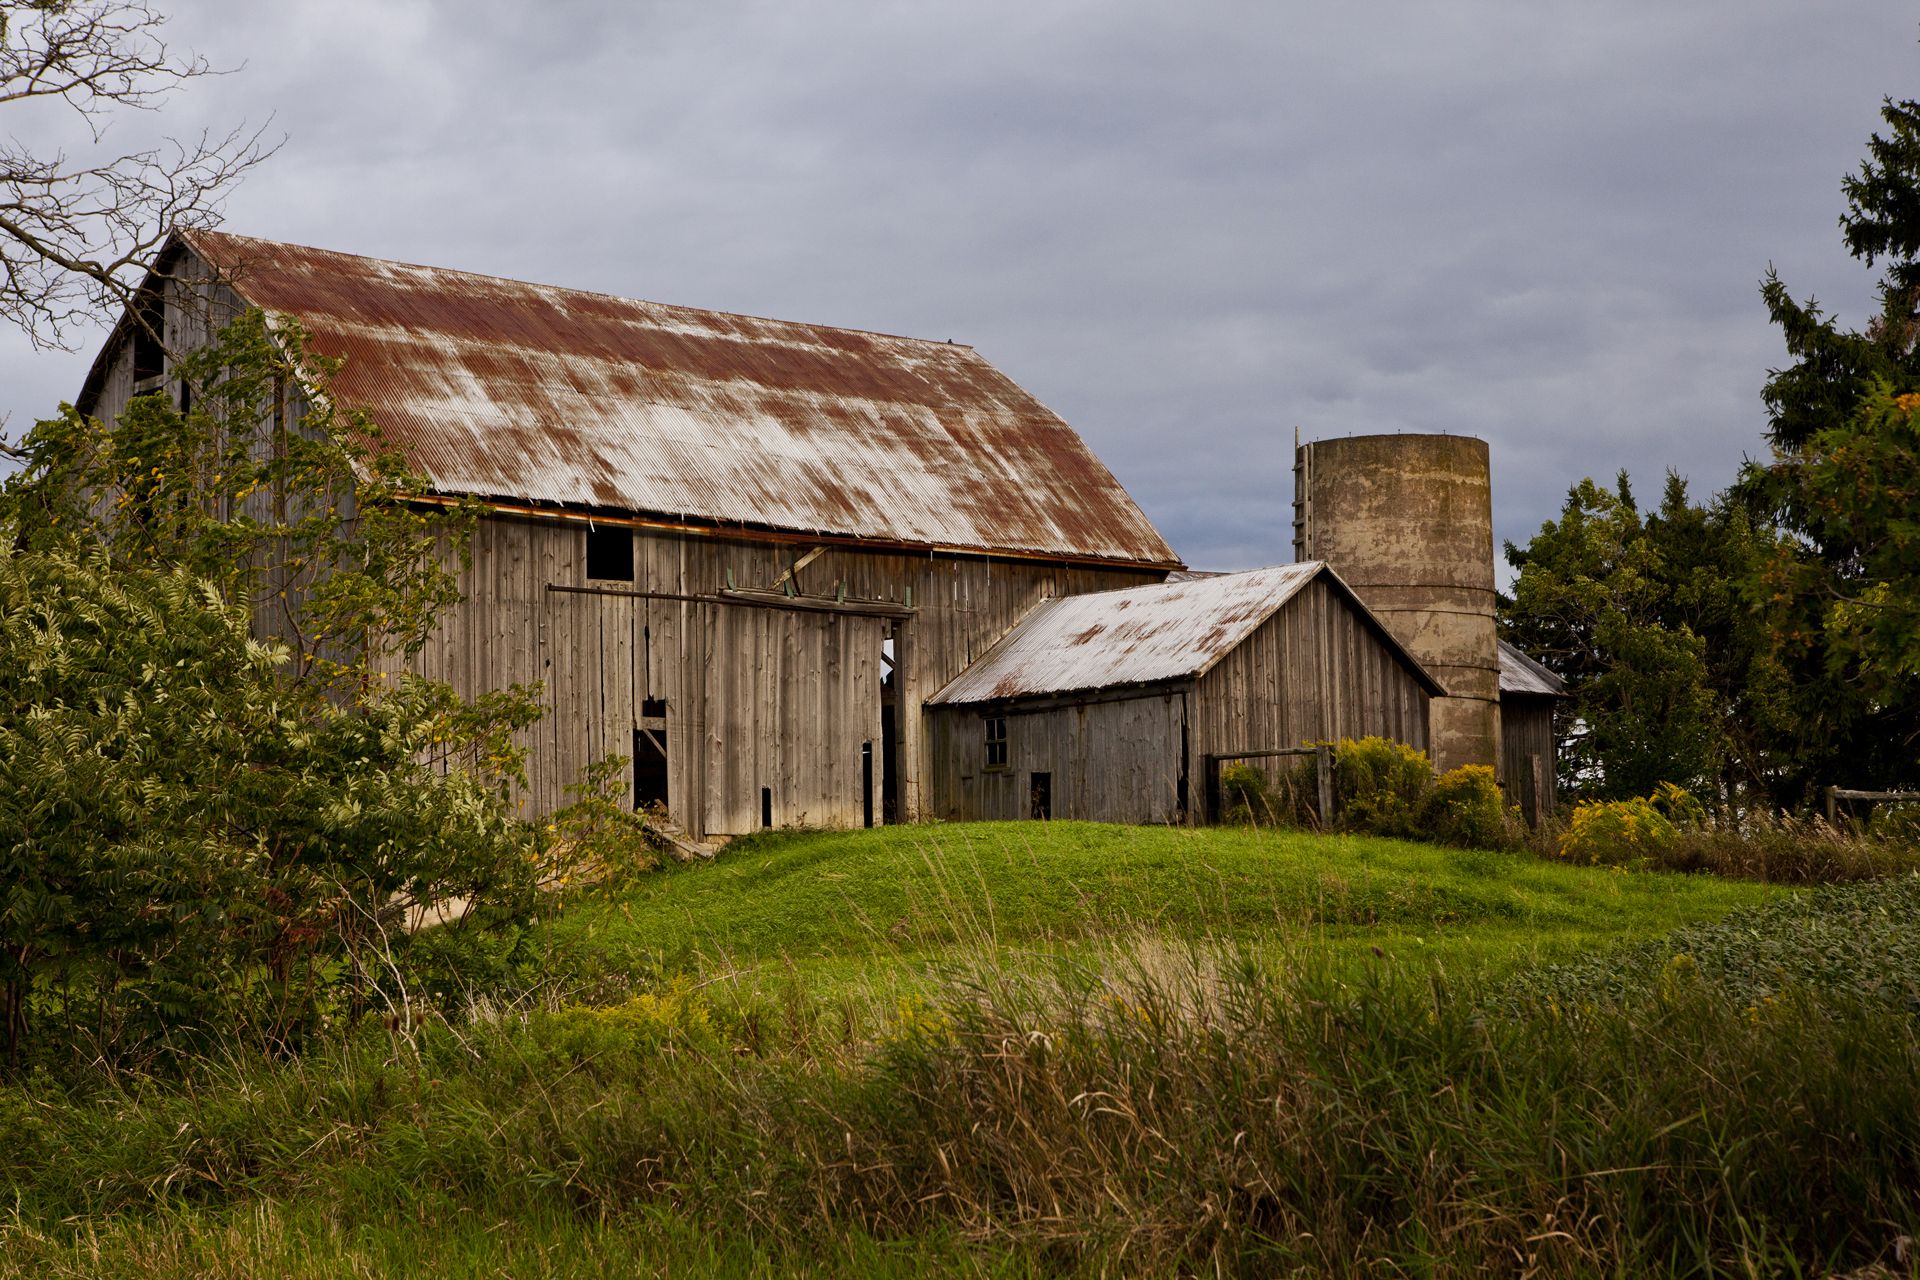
701 607 887 834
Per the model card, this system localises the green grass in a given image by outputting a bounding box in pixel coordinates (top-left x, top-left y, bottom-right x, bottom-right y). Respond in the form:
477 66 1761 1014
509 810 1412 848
0 1199 1040 1280
543 820 1789 993
3 824 1850 1278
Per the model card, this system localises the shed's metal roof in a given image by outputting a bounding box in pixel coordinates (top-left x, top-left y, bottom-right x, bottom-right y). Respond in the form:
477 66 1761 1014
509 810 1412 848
161 232 1179 566
929 562 1444 704
1498 639 1567 697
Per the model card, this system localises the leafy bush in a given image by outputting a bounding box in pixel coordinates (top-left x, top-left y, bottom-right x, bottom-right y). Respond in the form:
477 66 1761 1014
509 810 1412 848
0 548 545 1065
1333 736 1432 838
1648 780 1708 829
0 311 549 1067
1417 764 1512 849
1218 761 1289 827
1291 738 1517 849
1559 794 1680 867
534 982 724 1063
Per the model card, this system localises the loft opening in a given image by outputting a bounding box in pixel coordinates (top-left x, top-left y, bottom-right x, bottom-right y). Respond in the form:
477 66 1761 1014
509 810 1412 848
132 285 165 383
587 524 633 580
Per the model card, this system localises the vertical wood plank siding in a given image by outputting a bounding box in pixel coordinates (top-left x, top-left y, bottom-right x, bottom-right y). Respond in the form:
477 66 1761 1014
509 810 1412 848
1499 697 1557 822
1191 577 1429 760
926 694 1186 824
406 515 1158 838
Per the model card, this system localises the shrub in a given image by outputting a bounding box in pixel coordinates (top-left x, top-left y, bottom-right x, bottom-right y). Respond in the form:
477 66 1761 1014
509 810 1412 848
1648 780 1708 830
0 311 548 1068
1333 736 1432 838
536 982 724 1063
1418 764 1512 849
1559 795 1679 867
1218 761 1289 827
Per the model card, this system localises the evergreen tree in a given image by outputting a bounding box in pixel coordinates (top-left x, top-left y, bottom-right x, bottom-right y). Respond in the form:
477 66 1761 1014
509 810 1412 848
1742 95 1920 796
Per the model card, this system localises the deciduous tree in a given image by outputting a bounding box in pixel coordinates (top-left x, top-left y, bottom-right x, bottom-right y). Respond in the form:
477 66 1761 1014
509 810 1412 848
1 0 272 350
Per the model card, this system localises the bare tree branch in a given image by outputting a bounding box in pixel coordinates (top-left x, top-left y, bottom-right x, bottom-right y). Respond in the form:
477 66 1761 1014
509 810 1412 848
1 1 278 348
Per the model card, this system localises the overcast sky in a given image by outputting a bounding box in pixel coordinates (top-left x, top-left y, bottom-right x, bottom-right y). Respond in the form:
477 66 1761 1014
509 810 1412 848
4 1 1915 578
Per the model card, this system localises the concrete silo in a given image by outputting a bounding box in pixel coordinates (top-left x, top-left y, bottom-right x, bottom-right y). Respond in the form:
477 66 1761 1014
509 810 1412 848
1292 434 1500 775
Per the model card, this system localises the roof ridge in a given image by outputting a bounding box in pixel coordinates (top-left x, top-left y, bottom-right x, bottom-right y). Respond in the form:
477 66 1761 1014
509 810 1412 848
189 228 975 351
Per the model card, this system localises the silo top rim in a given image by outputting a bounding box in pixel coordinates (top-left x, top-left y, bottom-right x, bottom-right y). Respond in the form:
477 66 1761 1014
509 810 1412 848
1302 432 1487 447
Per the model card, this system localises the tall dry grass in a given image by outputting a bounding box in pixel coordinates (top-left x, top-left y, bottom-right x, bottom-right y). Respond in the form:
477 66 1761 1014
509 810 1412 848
9 914 1918 1278
1530 806 1920 884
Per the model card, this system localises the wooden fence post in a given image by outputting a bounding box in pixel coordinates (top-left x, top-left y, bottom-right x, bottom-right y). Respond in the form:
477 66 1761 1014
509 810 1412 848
1826 786 1837 828
1527 753 1545 829
1315 743 1333 830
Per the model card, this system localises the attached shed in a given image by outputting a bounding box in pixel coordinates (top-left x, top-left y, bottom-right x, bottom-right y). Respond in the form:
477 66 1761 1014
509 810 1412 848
924 564 1443 825
1497 639 1567 827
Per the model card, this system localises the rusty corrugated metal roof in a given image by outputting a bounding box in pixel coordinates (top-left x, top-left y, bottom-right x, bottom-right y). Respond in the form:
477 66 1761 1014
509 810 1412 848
1498 639 1567 697
929 562 1444 704
180 231 1179 566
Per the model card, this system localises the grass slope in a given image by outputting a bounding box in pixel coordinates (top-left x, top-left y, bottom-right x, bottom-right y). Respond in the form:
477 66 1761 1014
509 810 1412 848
545 821 1787 990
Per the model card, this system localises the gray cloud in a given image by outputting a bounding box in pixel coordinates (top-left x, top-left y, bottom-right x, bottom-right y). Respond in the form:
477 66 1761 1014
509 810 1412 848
4 0 1912 581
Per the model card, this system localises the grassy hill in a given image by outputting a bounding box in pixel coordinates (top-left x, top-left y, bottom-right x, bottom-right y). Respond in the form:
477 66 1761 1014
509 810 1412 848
9 823 1872 1280
540 820 1787 997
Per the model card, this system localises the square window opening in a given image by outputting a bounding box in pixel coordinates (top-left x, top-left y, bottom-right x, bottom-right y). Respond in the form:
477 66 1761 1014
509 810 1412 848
587 526 633 581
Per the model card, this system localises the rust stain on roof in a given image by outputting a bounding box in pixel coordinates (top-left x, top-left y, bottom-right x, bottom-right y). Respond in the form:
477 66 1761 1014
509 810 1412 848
929 562 1447 704
182 231 1179 565
932 564 1291 702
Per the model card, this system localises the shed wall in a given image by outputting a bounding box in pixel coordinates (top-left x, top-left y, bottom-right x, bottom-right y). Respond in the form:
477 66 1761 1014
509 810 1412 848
1192 577 1431 759
1499 696 1557 826
926 692 1186 824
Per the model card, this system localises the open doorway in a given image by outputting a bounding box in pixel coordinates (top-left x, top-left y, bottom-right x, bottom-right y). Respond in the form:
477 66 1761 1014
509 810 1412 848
1030 771 1052 821
634 698 668 811
880 626 898 824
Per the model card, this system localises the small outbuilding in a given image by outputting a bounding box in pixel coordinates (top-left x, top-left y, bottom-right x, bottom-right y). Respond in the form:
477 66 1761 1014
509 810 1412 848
924 563 1444 825
1497 639 1567 827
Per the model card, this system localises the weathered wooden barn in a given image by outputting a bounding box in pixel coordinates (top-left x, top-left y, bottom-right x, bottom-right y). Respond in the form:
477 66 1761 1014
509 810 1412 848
924 564 1444 824
1498 638 1567 826
75 232 1183 841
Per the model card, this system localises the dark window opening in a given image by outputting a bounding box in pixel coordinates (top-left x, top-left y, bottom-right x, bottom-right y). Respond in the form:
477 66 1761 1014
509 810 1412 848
633 728 668 811
641 697 666 719
761 787 773 830
1029 772 1052 822
132 288 165 382
984 716 1008 769
862 742 874 828
178 380 192 417
587 525 633 580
